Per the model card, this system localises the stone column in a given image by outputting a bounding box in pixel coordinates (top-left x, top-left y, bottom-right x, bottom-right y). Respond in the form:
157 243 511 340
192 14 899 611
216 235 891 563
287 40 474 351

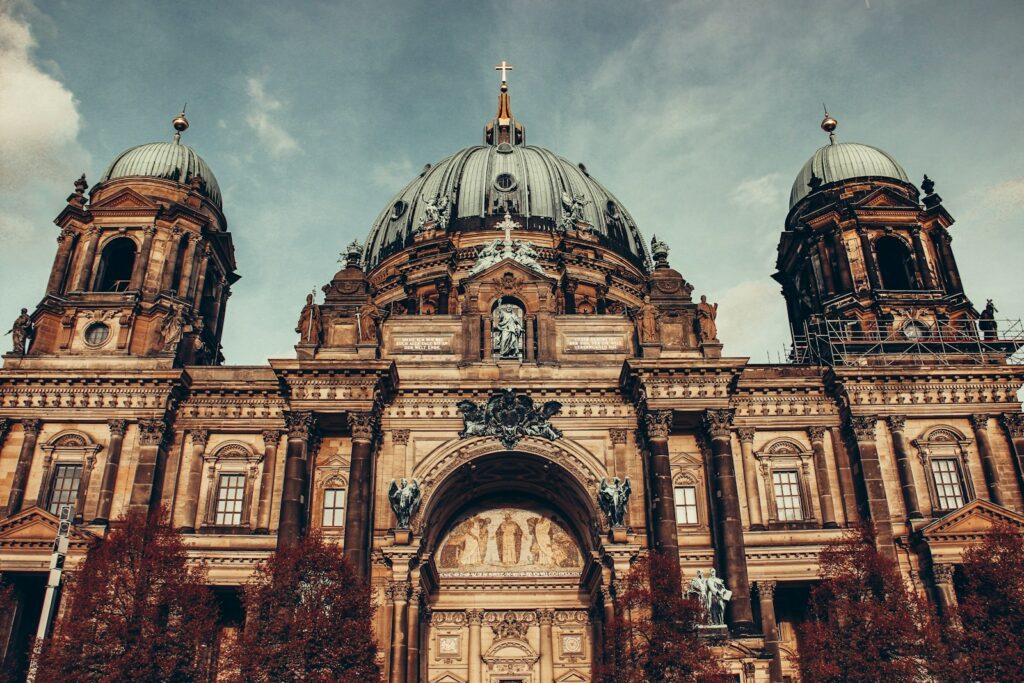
343 411 377 581
847 417 895 559
73 447 98 523
1000 414 1024 493
737 428 764 530
885 416 922 519
46 228 76 295
128 418 167 515
538 608 554 682
255 430 282 533
857 228 881 290
970 414 1004 506
702 409 754 629
277 411 316 548
807 427 838 528
830 229 854 292
829 426 859 524
6 420 41 516
932 564 960 625
92 419 127 524
177 235 201 299
524 315 536 362
936 231 963 293
72 227 99 291
756 581 783 683
643 410 679 559
191 244 212 309
389 581 409 683
910 227 937 289
436 280 450 317
177 429 209 532
815 235 836 295
467 608 483 683
482 316 493 360
405 586 421 683
128 226 155 291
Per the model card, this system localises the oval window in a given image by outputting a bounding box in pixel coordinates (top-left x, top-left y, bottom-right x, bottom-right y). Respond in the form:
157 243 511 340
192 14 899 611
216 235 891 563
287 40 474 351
496 142 513 154
392 200 407 219
84 322 110 347
606 200 619 218
494 173 517 192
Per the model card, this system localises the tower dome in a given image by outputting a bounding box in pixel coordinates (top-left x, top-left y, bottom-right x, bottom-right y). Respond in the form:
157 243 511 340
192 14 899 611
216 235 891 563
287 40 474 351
789 141 911 209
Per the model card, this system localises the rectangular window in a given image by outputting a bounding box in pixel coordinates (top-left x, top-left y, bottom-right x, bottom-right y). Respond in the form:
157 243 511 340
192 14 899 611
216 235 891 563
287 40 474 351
322 488 346 527
772 470 803 521
48 464 83 516
214 473 246 526
674 485 698 525
931 458 965 510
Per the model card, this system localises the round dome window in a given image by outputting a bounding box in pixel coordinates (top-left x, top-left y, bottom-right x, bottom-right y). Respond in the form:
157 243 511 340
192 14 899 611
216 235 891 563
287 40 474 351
391 201 407 219
606 201 619 218
496 142 513 154
494 173 517 192
84 322 111 347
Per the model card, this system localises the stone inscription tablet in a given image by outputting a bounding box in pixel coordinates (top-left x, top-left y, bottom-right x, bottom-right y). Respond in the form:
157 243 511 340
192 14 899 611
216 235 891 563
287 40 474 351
564 335 626 353
393 335 453 354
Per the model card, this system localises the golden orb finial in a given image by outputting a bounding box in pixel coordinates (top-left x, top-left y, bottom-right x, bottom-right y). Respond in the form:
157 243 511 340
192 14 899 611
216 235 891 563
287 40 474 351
172 104 189 142
821 105 837 144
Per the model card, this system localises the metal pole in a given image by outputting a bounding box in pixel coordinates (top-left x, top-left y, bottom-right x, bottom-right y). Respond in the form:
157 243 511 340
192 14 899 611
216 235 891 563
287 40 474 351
26 505 72 683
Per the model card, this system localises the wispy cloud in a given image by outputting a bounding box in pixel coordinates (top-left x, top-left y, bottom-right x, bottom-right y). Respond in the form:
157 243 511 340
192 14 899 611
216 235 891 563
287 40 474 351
245 77 301 157
370 159 415 192
730 173 785 209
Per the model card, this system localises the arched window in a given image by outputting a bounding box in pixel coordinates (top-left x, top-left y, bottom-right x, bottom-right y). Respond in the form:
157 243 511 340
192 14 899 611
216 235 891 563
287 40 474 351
912 426 975 515
876 236 916 291
94 237 136 292
755 439 815 525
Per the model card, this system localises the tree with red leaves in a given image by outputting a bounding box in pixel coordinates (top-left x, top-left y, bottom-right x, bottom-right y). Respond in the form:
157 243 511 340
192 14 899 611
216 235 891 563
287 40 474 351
34 510 219 682
230 532 380 683
797 525 942 683
946 523 1024 680
597 553 728 682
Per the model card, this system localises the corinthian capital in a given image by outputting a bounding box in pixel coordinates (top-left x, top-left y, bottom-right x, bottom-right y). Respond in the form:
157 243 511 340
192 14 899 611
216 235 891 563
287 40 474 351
806 425 827 442
137 418 167 447
849 416 876 441
1001 413 1024 439
21 419 42 437
107 419 128 437
348 411 377 442
261 430 283 448
643 410 672 440
701 409 735 439
885 415 906 433
969 414 991 432
285 411 316 440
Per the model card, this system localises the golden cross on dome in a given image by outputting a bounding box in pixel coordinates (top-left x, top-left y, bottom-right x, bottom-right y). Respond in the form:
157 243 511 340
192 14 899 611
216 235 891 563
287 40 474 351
495 60 513 83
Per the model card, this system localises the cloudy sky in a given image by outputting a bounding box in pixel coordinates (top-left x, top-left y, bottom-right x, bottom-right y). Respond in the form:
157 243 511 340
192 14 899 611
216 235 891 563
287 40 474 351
1 0 1021 364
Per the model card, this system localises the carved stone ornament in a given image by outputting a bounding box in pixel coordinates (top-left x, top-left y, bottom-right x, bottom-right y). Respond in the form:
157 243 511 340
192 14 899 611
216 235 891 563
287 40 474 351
598 477 631 528
348 411 377 442
1002 413 1024 439
285 411 316 440
456 389 562 449
932 563 955 585
644 410 672 440
849 416 877 441
388 478 422 529
491 612 530 640
261 430 283 448
392 429 411 446
137 418 167 447
737 427 756 444
806 425 827 442
21 418 42 437
107 419 128 437
0 418 10 444
189 428 210 448
886 415 907 433
969 414 991 432
609 428 628 445
701 409 735 439
756 579 776 600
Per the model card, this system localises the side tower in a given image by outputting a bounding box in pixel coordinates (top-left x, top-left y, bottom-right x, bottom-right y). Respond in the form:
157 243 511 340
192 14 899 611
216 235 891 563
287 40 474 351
775 113 1019 365
9 112 239 368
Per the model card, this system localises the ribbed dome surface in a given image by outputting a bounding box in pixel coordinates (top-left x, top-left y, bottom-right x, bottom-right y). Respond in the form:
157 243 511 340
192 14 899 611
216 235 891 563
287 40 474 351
790 142 911 208
363 145 648 270
100 142 222 209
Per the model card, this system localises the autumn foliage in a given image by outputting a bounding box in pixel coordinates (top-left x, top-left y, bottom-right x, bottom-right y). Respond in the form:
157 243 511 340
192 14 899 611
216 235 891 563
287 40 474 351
229 532 380 683
35 510 219 682
945 522 1024 680
597 553 728 682
797 524 941 683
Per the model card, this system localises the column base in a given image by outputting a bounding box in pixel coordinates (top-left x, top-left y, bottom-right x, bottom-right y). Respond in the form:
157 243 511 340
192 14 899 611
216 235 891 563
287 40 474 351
252 527 270 535
908 512 924 520
177 526 196 534
749 524 767 532
823 521 840 529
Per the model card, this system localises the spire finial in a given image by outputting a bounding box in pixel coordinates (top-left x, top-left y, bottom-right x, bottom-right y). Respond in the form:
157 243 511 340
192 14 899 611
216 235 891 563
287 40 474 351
172 104 189 143
821 104 838 145
495 60 513 84
486 60 524 146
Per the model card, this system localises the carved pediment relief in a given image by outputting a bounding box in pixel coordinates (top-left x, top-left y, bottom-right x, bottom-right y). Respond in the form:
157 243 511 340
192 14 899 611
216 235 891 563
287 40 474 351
89 187 160 211
0 507 97 550
920 499 1024 541
853 187 921 210
464 258 555 287
556 672 588 683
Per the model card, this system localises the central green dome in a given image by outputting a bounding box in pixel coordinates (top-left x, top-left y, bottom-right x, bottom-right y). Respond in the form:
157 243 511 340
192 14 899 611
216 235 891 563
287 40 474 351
99 141 222 209
790 141 911 208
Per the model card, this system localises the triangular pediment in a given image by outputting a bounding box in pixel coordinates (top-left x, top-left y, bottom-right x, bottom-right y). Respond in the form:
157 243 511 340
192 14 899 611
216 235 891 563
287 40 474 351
0 506 98 549
920 499 1024 540
852 187 921 210
556 672 588 683
464 257 554 285
89 187 160 211
432 673 465 683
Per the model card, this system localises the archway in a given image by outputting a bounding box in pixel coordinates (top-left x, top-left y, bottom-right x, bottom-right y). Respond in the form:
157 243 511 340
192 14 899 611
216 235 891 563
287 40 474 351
93 237 137 292
876 236 916 290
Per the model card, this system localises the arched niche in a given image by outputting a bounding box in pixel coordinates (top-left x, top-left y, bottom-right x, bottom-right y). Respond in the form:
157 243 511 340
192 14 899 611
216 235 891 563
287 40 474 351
94 236 138 292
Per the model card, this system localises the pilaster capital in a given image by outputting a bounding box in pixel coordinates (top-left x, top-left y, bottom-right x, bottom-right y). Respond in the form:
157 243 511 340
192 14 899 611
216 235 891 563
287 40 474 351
736 427 756 444
261 430 283 448
57 227 76 242
284 411 316 440
391 429 410 446
909 225 922 237
932 563 955 585
20 419 42 437
849 416 876 441
387 580 410 603
188 233 202 244
1001 413 1024 439
137 418 167 447
609 428 628 445
643 410 672 441
806 425 827 442
969 414 991 432
189 428 210 448
885 415 907 433
701 409 735 439
348 411 377 443
107 419 128 437
143 225 156 237
537 608 555 625
0 418 9 443
466 608 484 625
756 580 777 600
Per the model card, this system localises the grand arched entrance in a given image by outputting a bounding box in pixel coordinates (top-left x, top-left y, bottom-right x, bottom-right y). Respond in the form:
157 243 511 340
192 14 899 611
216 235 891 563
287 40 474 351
387 450 610 683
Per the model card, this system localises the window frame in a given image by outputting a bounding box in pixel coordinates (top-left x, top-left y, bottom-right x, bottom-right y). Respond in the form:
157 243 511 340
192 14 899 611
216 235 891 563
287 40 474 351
47 462 84 516
673 482 700 526
913 426 975 516
321 486 347 528
200 441 263 531
37 431 101 520
755 439 816 526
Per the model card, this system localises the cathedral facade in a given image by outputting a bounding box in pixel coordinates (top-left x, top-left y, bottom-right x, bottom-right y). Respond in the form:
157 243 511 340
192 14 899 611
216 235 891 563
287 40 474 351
1 75 1023 682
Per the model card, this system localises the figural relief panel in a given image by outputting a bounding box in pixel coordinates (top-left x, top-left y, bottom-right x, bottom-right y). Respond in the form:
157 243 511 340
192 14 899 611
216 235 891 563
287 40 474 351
437 504 582 578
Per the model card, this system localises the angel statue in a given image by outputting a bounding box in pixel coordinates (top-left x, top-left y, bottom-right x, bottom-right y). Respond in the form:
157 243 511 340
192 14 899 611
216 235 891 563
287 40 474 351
418 193 451 231
558 192 590 232
598 476 632 528
388 478 422 530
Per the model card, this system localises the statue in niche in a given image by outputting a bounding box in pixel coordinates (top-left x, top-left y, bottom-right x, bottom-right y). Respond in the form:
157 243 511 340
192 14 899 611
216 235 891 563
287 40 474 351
634 296 660 343
696 294 719 343
388 478 422 529
160 305 185 351
689 569 732 626
357 299 383 343
979 299 998 340
295 291 322 345
492 301 525 359
577 295 596 315
598 477 632 528
6 308 33 355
